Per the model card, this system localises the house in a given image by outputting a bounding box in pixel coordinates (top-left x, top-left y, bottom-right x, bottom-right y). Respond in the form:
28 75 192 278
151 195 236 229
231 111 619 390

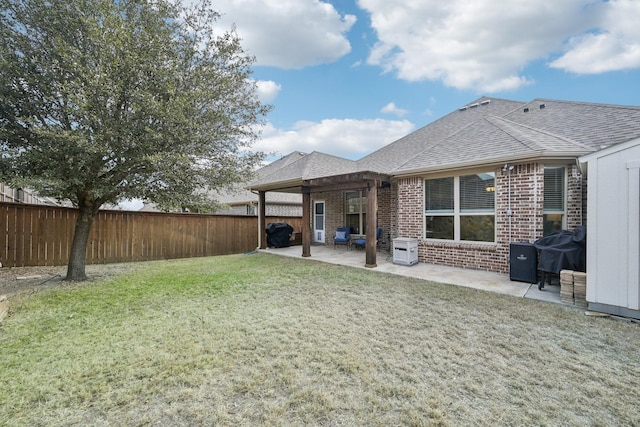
249 97 640 273
141 152 306 215
213 190 301 216
212 151 305 216
0 183 69 206
579 137 640 319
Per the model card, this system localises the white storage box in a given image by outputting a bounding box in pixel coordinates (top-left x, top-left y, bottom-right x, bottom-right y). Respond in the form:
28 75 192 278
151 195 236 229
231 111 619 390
393 238 418 266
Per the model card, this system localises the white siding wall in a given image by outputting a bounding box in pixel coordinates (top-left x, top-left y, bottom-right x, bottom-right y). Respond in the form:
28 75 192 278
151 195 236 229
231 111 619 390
584 140 640 314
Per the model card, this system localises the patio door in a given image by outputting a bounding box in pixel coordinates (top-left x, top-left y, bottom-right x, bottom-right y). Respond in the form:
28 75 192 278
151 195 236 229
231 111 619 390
313 201 325 243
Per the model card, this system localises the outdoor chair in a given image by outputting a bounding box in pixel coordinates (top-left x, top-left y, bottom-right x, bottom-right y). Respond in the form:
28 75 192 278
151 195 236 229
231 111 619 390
333 227 351 249
353 227 382 250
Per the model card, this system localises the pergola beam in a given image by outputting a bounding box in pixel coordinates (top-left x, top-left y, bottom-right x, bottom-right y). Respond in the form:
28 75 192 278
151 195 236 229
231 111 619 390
301 190 311 257
365 180 378 268
258 191 266 249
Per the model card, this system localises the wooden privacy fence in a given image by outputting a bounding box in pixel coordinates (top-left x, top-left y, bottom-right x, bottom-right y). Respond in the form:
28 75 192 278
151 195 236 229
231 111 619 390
0 203 303 267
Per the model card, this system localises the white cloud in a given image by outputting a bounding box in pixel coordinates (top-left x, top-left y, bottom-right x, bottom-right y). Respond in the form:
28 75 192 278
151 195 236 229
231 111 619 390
357 0 639 92
253 118 415 160
255 80 281 103
212 0 357 68
549 0 640 73
381 102 408 117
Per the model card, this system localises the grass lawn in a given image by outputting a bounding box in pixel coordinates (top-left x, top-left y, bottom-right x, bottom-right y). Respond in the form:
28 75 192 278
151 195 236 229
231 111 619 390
1 253 638 426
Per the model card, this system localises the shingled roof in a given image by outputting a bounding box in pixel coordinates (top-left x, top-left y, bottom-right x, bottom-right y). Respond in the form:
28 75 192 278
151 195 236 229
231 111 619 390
358 97 524 173
249 151 359 191
250 97 640 190
392 114 594 175
216 152 308 205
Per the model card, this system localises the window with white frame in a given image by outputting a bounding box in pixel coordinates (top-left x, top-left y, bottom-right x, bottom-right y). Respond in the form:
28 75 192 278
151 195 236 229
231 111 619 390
543 166 565 236
425 172 495 242
345 191 366 234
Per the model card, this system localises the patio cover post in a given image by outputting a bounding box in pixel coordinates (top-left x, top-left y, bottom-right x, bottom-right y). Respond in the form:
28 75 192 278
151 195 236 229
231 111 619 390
258 191 267 249
365 180 377 268
302 189 311 257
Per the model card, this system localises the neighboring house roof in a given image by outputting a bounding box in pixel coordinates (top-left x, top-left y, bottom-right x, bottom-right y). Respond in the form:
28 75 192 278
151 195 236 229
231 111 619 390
216 151 308 206
249 97 640 191
141 152 308 212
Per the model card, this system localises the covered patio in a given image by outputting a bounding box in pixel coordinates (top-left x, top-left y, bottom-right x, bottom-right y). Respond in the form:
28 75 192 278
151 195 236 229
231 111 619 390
249 153 391 268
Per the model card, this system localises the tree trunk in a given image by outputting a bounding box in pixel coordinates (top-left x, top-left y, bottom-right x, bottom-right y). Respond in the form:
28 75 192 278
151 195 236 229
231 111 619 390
66 201 97 281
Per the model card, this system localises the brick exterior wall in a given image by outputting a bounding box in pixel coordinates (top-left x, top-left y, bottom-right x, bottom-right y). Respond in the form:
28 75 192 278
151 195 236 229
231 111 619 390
303 162 585 274
566 164 585 230
497 163 543 244
313 191 344 244
313 185 394 248
392 162 585 274
376 185 393 251
396 177 424 239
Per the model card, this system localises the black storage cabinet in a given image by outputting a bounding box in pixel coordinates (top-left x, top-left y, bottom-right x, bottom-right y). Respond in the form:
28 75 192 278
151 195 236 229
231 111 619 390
265 222 294 248
509 242 538 283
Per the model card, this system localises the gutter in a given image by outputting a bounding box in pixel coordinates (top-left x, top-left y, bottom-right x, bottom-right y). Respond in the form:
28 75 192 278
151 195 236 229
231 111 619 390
389 151 592 179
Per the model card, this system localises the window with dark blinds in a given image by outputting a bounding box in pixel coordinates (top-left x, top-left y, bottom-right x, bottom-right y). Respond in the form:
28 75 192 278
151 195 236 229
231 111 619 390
544 167 565 211
460 173 495 212
425 177 454 212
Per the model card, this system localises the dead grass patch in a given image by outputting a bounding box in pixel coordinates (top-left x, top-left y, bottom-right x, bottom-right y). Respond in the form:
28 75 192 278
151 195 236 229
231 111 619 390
0 253 638 426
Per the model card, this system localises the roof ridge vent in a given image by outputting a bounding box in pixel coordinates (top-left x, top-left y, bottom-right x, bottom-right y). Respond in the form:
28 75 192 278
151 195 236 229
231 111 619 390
480 99 490 105
459 106 468 111
469 103 479 108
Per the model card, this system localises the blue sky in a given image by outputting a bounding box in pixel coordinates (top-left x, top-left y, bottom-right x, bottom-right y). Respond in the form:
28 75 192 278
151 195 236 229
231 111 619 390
207 0 640 162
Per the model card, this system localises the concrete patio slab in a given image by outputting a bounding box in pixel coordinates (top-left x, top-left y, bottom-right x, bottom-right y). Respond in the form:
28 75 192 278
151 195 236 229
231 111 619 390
260 244 561 304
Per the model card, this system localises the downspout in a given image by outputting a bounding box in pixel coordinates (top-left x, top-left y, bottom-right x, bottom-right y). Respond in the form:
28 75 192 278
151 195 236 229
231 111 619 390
503 164 514 244
575 158 585 226
508 166 512 244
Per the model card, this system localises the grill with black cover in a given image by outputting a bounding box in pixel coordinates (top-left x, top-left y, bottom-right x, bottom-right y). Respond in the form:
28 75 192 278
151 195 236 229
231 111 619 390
533 226 586 290
265 222 294 248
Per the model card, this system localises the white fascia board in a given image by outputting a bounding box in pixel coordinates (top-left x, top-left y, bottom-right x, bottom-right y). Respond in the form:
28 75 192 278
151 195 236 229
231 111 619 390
579 136 640 165
391 152 589 179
